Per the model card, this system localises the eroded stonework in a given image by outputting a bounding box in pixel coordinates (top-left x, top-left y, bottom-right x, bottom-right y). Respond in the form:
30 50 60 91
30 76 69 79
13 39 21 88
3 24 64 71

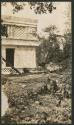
2 15 40 74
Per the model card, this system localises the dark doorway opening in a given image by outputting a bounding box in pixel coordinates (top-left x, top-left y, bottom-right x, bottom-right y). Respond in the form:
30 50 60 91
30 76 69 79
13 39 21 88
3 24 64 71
6 48 14 67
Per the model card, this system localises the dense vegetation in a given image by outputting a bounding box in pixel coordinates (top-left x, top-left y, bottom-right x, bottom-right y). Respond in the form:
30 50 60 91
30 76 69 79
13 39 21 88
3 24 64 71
2 2 56 14
37 25 72 69
1 2 72 124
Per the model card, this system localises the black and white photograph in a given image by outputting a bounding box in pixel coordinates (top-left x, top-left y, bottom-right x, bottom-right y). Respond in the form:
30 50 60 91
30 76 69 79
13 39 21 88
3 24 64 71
1 2 72 124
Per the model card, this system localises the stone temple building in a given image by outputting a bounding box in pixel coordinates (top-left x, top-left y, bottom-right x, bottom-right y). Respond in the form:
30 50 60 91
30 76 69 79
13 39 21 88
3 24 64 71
1 15 40 74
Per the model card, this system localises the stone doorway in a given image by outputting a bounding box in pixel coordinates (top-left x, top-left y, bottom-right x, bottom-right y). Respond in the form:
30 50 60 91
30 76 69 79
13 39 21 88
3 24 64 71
6 48 14 67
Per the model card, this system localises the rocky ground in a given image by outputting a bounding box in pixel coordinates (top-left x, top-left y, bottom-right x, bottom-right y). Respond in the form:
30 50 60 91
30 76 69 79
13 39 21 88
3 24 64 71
1 68 72 124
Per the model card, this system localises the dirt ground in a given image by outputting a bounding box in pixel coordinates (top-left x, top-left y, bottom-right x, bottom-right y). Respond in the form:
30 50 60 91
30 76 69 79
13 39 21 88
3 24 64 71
1 70 72 124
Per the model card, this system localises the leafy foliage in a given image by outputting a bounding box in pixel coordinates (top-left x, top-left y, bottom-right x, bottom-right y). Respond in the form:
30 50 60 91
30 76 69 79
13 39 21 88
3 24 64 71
2 2 56 14
2 2 26 13
29 2 56 14
37 25 61 65
37 25 72 67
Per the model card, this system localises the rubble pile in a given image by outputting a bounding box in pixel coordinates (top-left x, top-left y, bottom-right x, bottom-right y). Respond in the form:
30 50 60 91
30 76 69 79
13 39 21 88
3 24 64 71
1 71 72 124
46 62 63 72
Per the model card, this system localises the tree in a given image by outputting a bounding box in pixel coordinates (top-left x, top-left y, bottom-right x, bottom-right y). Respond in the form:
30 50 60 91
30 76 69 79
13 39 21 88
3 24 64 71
63 32 72 67
1 2 56 14
37 25 61 66
37 24 71 66
1 2 56 38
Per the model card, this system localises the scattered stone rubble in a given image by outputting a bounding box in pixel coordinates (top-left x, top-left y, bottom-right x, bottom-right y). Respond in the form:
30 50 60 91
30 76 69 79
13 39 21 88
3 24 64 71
1 71 71 124
46 62 63 72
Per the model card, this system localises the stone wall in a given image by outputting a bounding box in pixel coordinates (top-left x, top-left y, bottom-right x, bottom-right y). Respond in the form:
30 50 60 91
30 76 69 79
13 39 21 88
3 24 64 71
14 46 37 68
1 15 40 73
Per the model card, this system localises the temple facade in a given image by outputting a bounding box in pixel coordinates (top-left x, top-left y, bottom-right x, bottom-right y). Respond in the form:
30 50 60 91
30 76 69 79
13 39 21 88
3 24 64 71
1 15 40 74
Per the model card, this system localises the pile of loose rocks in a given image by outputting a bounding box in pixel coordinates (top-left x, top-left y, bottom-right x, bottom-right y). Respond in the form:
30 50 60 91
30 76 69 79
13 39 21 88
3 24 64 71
2 72 71 124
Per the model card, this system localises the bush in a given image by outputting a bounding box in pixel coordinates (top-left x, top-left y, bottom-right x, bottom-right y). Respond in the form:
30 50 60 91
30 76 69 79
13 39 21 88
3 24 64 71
1 76 8 85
